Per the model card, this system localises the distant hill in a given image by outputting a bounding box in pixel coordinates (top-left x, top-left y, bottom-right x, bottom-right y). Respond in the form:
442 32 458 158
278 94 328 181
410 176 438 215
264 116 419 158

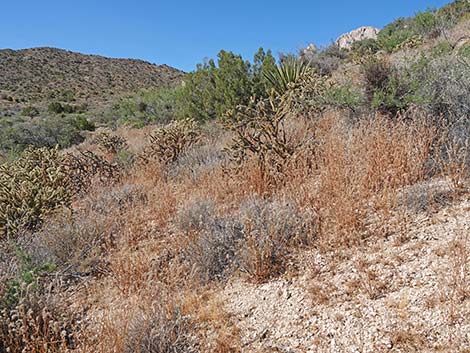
0 47 184 108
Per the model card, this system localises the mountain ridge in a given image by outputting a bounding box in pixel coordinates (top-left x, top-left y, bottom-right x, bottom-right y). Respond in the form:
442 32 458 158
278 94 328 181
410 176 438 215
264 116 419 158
0 46 184 109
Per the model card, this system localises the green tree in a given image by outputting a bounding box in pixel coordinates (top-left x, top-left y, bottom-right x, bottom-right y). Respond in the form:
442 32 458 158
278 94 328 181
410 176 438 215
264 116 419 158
179 59 217 121
178 48 277 121
213 50 252 117
252 48 277 97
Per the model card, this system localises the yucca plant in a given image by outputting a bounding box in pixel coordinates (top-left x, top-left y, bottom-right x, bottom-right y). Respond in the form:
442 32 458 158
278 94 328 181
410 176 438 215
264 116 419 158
263 56 313 95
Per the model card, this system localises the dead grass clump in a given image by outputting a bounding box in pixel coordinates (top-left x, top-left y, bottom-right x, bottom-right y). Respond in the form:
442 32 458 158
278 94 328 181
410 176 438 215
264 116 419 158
0 280 80 353
168 143 225 181
179 195 316 283
124 297 198 353
313 113 437 244
17 208 108 278
389 328 428 352
398 180 454 214
185 217 244 282
175 198 215 233
439 138 469 190
85 183 148 215
237 197 316 282
447 229 469 304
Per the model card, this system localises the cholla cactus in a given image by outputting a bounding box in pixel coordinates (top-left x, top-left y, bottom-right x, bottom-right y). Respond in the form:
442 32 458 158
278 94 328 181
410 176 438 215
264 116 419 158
0 147 71 237
395 35 424 51
63 149 121 194
222 74 330 185
140 119 201 165
92 131 128 154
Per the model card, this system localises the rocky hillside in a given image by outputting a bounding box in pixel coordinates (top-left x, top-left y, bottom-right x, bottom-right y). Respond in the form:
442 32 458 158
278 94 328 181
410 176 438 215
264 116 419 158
0 47 184 108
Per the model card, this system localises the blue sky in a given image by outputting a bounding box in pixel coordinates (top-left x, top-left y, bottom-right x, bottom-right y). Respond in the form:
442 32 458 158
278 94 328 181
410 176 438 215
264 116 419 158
1 0 451 71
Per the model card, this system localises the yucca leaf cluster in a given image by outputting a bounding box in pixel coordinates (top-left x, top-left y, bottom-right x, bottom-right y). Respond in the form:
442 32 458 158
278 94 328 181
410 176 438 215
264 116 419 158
263 56 313 95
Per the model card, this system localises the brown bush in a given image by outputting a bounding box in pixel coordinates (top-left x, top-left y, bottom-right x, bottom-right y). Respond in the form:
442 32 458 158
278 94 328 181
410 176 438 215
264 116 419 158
0 280 81 353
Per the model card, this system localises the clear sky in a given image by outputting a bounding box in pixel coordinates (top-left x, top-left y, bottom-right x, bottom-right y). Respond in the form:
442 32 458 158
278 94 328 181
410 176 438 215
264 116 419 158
1 0 451 72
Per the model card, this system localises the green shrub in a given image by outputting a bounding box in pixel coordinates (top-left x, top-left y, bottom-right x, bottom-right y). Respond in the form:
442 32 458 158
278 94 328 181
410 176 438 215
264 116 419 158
20 106 40 117
47 102 64 114
107 86 182 127
431 41 454 57
437 0 470 27
73 114 95 131
322 84 363 111
362 57 422 115
0 114 91 152
413 8 440 37
61 89 76 102
458 43 470 58
47 102 83 114
0 147 71 237
350 38 380 58
377 2 469 53
300 43 348 76
377 18 415 52
418 54 470 124
2 245 56 308
179 51 252 121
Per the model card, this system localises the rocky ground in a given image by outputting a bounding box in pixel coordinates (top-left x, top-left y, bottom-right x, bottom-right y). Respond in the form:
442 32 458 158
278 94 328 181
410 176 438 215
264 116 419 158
219 183 470 352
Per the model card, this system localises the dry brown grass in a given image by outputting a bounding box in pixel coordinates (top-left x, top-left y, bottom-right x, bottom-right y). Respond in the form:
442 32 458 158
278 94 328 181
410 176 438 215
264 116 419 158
307 113 438 246
1 103 469 352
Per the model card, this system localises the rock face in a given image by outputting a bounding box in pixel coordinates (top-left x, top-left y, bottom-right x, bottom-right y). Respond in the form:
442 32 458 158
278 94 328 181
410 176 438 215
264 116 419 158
301 43 317 57
299 43 317 62
335 26 380 49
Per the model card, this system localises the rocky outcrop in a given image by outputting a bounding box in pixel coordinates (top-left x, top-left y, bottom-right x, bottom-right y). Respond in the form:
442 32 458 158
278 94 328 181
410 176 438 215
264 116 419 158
335 26 380 49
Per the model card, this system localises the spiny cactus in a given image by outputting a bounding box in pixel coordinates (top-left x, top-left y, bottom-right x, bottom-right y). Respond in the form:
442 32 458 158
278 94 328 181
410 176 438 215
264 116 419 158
0 147 71 238
63 150 122 194
395 35 424 51
223 76 330 185
139 119 201 165
91 131 128 155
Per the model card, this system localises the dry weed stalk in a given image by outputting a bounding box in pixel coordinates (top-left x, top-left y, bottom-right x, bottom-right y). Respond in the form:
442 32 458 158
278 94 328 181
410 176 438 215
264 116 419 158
313 114 438 244
440 139 469 190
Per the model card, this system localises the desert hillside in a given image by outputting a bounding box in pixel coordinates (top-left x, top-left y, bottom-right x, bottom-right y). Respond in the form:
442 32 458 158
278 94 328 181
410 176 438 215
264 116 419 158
0 47 184 107
0 1 469 352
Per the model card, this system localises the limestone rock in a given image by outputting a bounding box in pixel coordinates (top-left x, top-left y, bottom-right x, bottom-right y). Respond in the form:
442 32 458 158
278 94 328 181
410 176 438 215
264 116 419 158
335 26 380 49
